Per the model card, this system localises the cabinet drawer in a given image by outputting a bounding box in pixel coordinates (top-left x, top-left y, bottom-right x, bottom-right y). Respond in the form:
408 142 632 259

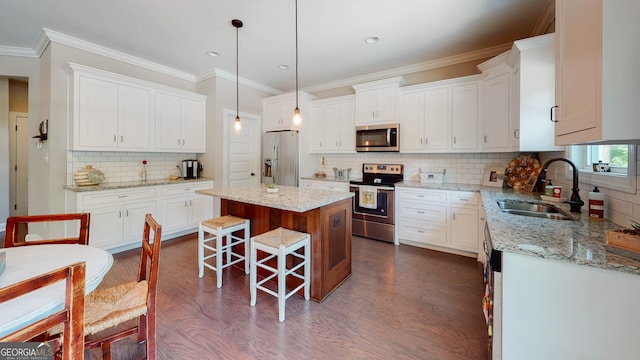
397 189 447 203
80 188 156 206
397 219 447 246
449 191 479 206
397 203 447 223
160 181 213 196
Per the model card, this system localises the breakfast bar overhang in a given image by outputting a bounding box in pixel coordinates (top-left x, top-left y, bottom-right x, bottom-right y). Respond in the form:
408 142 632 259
197 185 354 302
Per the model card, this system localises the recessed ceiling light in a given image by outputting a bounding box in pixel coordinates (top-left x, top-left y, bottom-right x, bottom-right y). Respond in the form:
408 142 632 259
279 64 289 70
365 36 380 44
207 51 220 57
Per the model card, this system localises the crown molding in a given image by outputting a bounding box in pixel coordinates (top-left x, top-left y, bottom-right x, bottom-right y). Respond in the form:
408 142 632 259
197 68 282 96
531 0 556 36
41 28 197 82
302 42 512 93
0 45 38 58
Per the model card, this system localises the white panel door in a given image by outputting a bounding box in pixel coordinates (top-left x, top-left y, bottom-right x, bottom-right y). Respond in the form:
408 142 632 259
9 112 28 216
226 111 260 188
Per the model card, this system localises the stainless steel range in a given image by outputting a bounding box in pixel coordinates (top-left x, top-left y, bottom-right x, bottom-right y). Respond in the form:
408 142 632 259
349 163 403 243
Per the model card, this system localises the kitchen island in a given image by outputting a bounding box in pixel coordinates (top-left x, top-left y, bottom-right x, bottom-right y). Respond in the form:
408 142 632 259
197 184 354 302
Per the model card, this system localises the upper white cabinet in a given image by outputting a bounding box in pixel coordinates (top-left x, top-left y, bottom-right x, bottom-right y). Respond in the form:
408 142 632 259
478 59 511 151
451 82 480 151
309 95 356 153
71 67 152 151
262 92 315 132
555 0 640 145
400 75 482 153
401 86 449 152
353 77 403 126
507 33 564 152
155 92 206 152
68 63 206 153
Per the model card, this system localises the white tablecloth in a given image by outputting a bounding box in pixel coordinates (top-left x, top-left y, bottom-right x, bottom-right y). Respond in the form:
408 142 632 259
0 244 114 338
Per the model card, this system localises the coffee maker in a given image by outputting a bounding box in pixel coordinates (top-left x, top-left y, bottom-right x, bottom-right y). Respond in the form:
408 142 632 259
181 159 200 179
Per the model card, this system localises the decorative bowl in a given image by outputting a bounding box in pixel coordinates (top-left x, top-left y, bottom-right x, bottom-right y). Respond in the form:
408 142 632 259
74 165 104 186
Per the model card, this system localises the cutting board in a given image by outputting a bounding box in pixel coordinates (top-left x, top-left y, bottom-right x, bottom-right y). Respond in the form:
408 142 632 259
505 155 542 192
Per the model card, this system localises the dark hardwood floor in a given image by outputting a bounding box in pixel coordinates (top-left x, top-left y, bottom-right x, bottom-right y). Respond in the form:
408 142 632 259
85 234 488 360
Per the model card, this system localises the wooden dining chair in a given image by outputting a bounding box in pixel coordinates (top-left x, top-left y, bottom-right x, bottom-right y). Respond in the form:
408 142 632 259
83 214 162 360
0 261 86 360
4 213 91 247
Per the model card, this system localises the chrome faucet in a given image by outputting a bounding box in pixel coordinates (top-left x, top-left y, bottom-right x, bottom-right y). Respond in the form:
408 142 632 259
538 157 584 213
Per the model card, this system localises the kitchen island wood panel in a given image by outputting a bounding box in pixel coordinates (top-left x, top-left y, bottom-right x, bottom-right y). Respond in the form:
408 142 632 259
199 185 353 302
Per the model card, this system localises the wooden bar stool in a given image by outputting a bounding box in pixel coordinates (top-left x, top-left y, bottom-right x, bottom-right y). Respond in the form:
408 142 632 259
250 227 310 322
198 215 250 288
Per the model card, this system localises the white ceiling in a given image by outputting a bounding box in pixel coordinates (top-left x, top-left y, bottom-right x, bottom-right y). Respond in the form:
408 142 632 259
0 0 553 93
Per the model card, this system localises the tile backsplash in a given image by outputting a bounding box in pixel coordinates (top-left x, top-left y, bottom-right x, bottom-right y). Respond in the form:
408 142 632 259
315 152 519 184
67 151 196 185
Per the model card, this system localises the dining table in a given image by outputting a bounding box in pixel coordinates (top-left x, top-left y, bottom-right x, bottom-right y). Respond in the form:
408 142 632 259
0 244 114 338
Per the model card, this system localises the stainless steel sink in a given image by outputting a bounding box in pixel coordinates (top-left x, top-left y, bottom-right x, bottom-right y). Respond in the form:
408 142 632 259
496 199 574 220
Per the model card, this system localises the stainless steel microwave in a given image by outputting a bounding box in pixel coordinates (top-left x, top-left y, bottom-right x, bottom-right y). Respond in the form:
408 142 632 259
355 124 399 152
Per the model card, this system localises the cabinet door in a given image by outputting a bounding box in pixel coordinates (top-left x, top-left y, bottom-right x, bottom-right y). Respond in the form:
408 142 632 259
85 205 125 249
336 100 356 151
263 100 295 131
356 89 377 125
423 87 449 150
451 83 479 150
181 97 206 152
155 93 183 150
401 91 426 151
375 86 397 122
450 206 479 252
308 105 326 152
123 201 156 245
161 197 190 233
482 73 510 150
118 84 151 150
397 219 448 246
323 103 343 151
555 0 600 137
78 76 119 149
189 195 213 227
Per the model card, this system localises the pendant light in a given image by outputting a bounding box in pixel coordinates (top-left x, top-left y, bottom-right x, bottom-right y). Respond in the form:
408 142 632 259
232 19 243 131
291 0 302 128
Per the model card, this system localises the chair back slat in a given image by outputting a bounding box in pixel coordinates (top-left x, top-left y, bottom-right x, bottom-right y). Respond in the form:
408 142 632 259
4 213 90 247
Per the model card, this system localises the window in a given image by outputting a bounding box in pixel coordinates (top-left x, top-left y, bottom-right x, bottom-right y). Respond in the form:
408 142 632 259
569 144 636 193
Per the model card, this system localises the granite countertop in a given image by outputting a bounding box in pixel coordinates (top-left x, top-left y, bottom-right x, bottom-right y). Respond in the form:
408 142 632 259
64 177 213 192
397 180 640 276
197 184 354 213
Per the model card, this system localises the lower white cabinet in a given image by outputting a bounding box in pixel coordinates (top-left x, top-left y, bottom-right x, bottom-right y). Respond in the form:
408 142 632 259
299 179 350 192
395 187 482 256
158 181 213 234
66 180 213 252
67 187 157 250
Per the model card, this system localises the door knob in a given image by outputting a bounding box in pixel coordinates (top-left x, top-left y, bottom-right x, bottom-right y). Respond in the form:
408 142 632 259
251 172 255 176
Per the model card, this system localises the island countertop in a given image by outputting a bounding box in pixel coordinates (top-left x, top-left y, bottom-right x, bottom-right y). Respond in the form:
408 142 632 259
196 184 354 213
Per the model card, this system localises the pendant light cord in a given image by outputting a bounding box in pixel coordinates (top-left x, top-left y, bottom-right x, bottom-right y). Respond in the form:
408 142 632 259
236 23 239 118
295 0 299 109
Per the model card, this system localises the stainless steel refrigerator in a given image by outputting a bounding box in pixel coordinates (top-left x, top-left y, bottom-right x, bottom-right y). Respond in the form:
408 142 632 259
262 130 299 187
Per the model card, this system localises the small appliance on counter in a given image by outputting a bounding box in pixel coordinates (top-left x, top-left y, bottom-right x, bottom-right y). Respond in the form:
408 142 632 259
333 167 351 181
181 159 201 179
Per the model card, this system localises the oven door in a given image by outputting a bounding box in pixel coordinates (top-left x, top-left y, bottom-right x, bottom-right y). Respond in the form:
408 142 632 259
350 185 394 225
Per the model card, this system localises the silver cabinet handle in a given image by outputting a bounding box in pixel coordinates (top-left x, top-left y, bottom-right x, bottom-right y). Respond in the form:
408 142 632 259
177 139 181 145
189 200 193 206
120 135 124 143
113 135 117 143
184 201 188 207
417 211 425 214
126 209 129 217
119 211 122 218
118 195 128 198
453 213 456 221
453 136 457 144
514 129 520 139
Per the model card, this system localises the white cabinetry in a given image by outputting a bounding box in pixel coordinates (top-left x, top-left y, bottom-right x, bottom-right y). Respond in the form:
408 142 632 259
478 60 511 151
70 65 152 151
309 95 355 153
506 33 564 152
158 181 213 234
68 63 206 153
353 77 403 126
299 179 350 192
401 86 449 151
262 92 315 132
155 92 206 152
451 82 480 151
395 187 480 256
555 0 640 145
67 187 157 251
